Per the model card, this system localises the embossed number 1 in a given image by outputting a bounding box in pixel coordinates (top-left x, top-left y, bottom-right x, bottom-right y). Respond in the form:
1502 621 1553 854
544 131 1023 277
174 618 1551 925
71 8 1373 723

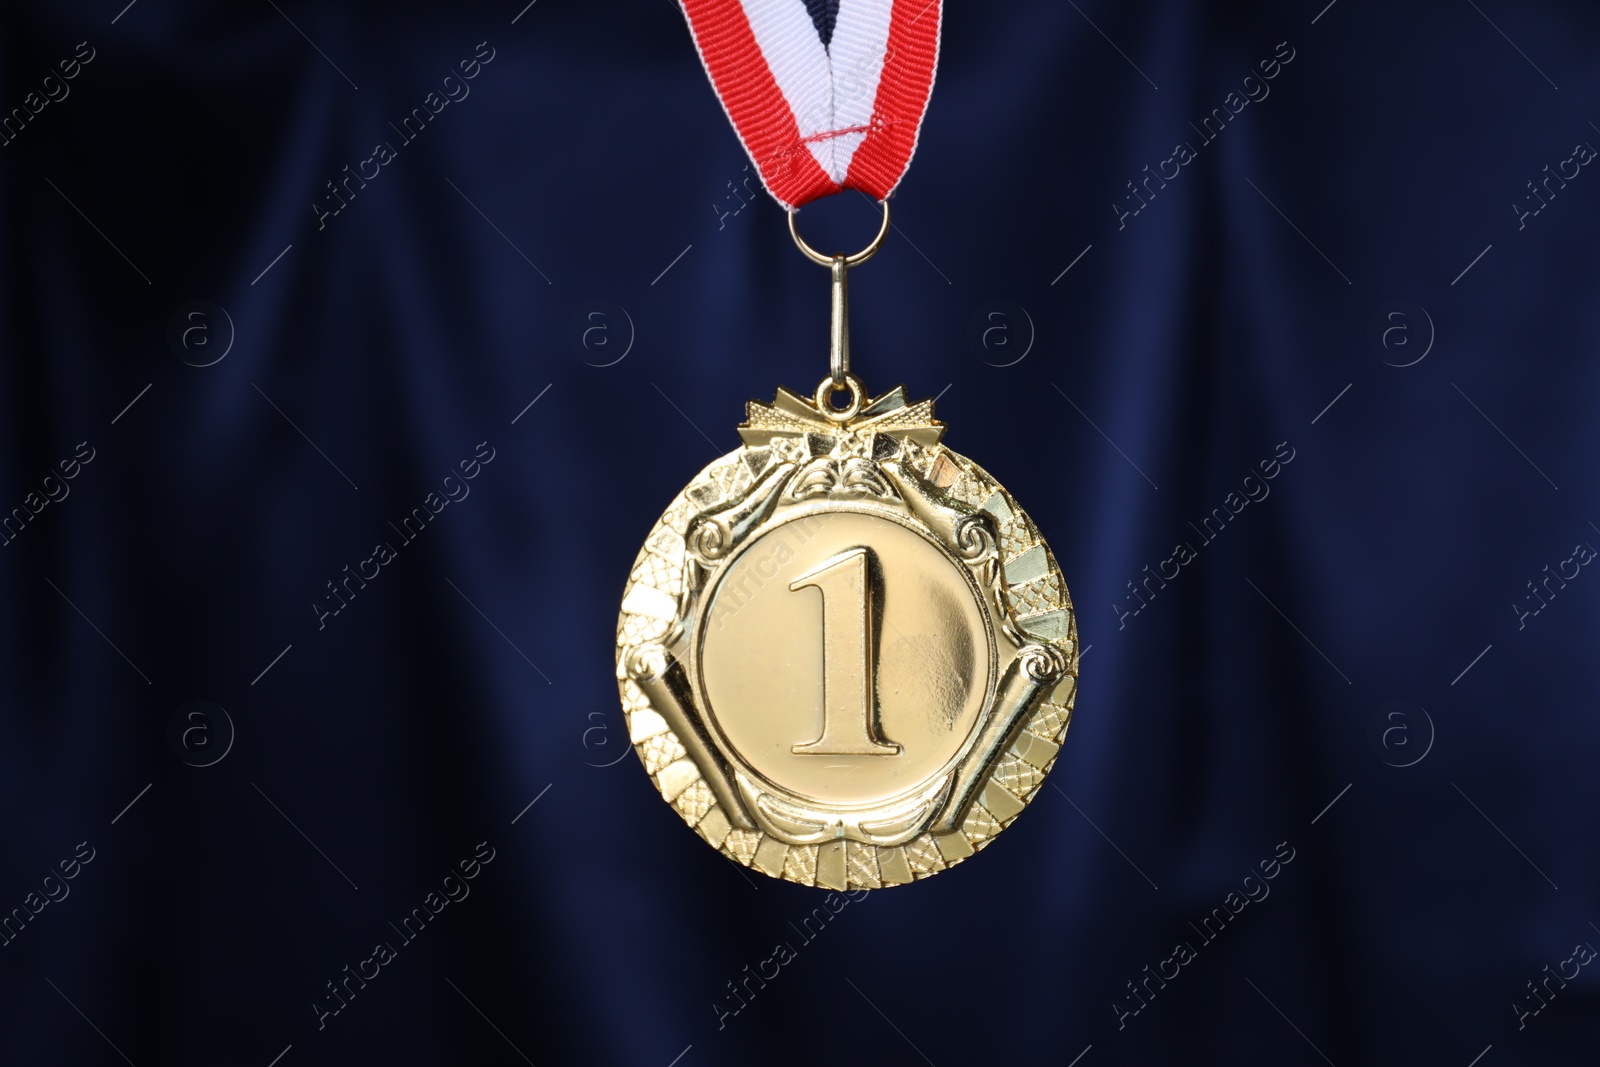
789 548 901 756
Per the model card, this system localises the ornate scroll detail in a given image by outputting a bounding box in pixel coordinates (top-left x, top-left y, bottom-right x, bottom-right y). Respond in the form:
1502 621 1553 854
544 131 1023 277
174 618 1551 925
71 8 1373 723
628 647 757 832
685 460 796 562
1019 643 1068 683
951 512 997 561
624 643 671 684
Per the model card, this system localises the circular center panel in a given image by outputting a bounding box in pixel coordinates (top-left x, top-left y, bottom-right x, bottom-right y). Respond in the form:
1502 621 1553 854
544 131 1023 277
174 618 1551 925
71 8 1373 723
698 510 993 806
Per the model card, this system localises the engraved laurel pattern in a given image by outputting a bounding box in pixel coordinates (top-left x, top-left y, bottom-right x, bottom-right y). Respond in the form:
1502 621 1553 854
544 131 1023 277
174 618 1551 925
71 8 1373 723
615 444 1078 890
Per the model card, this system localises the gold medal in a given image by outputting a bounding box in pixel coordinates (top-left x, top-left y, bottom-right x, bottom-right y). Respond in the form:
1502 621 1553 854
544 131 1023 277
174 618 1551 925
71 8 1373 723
615 205 1079 888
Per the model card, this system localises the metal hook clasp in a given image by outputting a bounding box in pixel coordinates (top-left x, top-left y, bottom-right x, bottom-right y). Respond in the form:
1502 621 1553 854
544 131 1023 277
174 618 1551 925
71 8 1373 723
829 255 849 387
788 200 891 389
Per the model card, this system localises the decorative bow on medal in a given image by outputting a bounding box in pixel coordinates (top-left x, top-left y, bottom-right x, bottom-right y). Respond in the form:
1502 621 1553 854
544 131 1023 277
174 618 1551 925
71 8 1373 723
739 383 943 448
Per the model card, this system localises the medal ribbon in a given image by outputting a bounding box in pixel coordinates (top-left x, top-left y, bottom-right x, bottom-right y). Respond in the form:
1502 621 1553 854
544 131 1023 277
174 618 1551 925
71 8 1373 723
680 0 942 210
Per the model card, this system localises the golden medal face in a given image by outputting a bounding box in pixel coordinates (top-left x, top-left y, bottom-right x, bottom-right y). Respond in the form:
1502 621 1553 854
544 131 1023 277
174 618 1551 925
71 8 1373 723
615 379 1078 889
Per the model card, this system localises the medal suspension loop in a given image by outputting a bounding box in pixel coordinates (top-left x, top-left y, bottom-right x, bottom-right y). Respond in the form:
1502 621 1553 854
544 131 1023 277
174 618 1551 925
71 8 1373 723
788 200 891 422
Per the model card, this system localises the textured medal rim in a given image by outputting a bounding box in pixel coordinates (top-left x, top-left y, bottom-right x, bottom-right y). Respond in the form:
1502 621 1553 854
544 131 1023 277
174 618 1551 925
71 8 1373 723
615 440 1078 890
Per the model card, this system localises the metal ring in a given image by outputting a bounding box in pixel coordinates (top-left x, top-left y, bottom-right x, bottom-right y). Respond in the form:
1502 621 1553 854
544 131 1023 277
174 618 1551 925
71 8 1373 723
814 373 866 423
788 200 891 268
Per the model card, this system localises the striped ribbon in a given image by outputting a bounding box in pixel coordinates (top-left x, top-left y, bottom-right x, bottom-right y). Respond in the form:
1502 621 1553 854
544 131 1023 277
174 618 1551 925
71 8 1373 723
680 0 942 209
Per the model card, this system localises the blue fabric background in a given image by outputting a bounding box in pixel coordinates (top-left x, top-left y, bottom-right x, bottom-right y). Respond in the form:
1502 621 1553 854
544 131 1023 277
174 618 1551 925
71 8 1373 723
1 0 1596 1063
